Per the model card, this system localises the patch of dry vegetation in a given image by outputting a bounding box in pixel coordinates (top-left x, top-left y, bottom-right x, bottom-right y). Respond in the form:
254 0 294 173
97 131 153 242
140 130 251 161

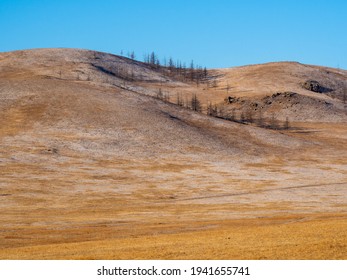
0 49 346 259
0 215 346 259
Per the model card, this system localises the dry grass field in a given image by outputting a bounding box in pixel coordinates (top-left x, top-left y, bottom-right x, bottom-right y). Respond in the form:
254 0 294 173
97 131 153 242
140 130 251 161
0 49 346 259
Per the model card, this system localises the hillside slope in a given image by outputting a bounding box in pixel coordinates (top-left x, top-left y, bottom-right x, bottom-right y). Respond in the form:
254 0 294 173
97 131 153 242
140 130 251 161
214 62 347 122
0 48 346 259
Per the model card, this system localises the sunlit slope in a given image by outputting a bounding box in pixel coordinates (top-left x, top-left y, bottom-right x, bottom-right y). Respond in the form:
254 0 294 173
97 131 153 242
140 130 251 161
212 62 347 122
0 48 346 259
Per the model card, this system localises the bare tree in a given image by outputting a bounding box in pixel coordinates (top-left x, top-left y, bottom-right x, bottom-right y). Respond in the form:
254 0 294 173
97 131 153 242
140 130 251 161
156 58 161 68
176 93 184 106
191 94 201 112
164 93 170 103
130 51 135 60
240 111 246 123
162 57 167 67
256 108 264 127
270 113 278 129
190 60 195 81
185 95 190 109
226 83 230 94
150 52 156 66
207 102 217 116
143 53 149 64
168 57 174 72
229 108 236 121
284 117 290 130
157 88 163 100
245 109 254 123
204 67 208 80
218 106 225 118
212 79 218 88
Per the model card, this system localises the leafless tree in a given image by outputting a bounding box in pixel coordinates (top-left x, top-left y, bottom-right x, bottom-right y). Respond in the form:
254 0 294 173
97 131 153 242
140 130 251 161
229 108 236 121
130 51 135 60
207 102 217 116
226 83 230 94
150 52 157 66
212 79 218 88
256 108 264 127
163 93 170 103
176 93 184 106
157 88 163 100
191 94 201 112
270 113 278 129
245 109 254 123
284 117 290 130
185 95 190 109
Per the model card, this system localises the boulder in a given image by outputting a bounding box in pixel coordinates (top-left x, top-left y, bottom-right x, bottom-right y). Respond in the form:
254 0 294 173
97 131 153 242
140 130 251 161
303 80 323 93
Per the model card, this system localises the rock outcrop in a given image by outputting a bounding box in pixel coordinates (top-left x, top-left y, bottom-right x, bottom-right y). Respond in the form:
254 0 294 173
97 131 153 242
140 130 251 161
303 80 327 93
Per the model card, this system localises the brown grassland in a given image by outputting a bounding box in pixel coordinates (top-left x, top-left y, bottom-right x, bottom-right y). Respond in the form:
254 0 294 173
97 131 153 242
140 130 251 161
0 49 346 259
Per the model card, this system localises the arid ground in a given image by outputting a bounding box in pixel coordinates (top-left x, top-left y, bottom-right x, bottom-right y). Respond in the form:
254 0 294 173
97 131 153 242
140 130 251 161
0 49 346 259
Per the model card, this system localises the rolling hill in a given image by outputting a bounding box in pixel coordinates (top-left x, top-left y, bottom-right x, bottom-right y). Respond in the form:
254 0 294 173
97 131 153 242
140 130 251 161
0 48 346 259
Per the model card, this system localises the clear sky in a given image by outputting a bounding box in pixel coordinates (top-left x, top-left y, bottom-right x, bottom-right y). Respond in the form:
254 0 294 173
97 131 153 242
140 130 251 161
1 0 346 69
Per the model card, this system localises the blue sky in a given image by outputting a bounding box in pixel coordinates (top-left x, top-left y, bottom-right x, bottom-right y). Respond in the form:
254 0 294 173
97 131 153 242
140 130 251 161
1 0 346 69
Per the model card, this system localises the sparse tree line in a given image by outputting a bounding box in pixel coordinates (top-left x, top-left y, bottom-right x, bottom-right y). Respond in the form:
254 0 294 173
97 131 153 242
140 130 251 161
81 50 214 86
79 50 292 130
143 51 209 85
56 49 292 131
121 50 214 86
154 88 290 130
155 89 202 112
209 105 291 130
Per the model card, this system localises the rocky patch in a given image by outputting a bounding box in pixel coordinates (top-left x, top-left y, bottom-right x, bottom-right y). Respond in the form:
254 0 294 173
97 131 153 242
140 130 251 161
302 80 332 93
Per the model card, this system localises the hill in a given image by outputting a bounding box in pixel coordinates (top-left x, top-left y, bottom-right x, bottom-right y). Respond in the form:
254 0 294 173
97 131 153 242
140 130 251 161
214 62 347 122
0 48 346 259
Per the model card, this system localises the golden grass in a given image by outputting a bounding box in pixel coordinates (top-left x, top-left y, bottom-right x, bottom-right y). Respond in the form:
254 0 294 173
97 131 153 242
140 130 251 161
1 49 346 260
0 215 345 260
